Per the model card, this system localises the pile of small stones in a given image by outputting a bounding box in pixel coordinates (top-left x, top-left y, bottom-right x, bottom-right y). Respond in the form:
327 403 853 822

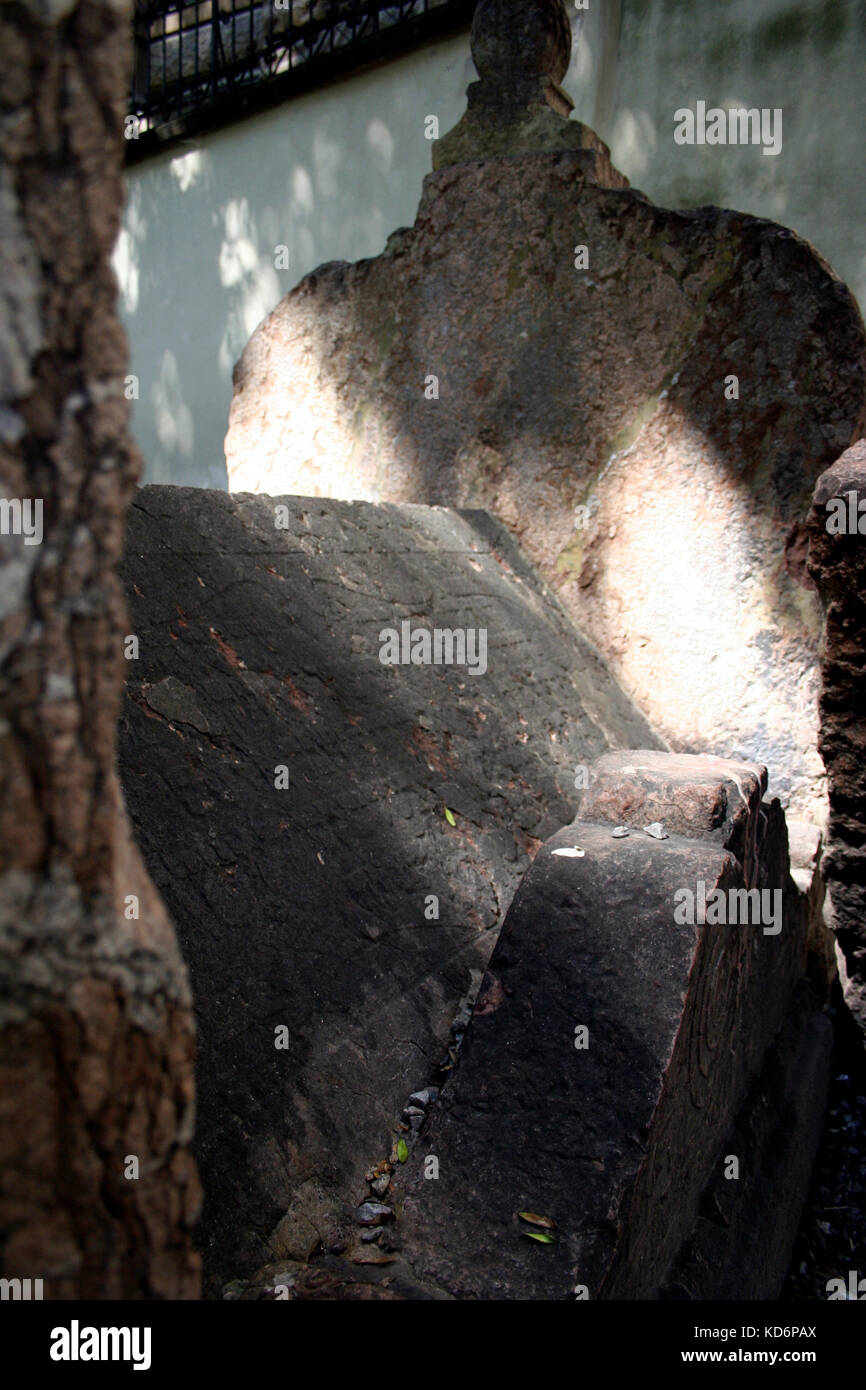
348 991 481 1262
354 1086 440 1259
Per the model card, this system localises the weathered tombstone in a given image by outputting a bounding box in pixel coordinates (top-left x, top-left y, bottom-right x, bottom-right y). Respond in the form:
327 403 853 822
225 0 866 823
118 486 660 1291
395 752 834 1299
0 0 200 1298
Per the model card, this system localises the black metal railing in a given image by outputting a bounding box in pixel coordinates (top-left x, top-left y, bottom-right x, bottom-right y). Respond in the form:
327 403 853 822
128 0 476 160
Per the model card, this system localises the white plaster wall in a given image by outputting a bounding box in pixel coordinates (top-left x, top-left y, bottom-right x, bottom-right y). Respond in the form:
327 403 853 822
117 32 476 487
601 0 866 316
117 1 865 488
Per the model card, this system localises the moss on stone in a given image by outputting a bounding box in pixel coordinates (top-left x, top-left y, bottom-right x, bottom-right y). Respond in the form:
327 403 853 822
506 245 530 298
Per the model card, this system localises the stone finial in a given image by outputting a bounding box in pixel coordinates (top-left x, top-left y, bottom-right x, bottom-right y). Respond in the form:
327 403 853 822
433 0 623 178
470 0 572 89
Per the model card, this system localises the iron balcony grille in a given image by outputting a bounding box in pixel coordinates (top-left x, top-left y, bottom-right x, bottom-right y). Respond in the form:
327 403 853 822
128 0 476 160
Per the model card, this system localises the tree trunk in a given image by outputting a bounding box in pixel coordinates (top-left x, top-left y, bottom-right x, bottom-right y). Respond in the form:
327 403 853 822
0 0 200 1298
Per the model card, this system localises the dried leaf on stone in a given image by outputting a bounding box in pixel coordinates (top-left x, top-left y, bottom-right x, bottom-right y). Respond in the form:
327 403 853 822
552 847 585 858
518 1212 557 1229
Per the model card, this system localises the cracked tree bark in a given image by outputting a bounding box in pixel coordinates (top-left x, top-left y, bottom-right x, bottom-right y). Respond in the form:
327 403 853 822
0 0 200 1297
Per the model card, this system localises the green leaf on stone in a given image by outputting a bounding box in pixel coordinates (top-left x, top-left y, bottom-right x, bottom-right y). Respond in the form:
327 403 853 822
444 807 456 826
396 1138 409 1163
524 1232 556 1244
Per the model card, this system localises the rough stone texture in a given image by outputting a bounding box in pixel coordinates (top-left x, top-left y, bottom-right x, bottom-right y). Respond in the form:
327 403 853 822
471 0 572 86
580 750 765 857
807 440 866 1033
661 984 832 1300
395 751 833 1299
0 2 200 1296
787 817 836 998
225 152 866 824
117 485 661 1293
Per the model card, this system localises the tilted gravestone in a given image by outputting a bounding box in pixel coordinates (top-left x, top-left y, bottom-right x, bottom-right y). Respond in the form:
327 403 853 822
394 752 833 1300
225 0 866 824
118 485 659 1291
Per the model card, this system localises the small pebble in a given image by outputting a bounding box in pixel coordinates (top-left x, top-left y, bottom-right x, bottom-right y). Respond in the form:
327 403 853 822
644 822 669 840
355 1201 393 1226
370 1174 391 1197
612 826 630 838
409 1088 438 1108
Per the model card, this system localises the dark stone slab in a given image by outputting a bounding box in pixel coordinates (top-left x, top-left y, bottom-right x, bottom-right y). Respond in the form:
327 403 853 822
396 753 832 1299
660 983 832 1300
807 440 866 1037
118 486 660 1291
